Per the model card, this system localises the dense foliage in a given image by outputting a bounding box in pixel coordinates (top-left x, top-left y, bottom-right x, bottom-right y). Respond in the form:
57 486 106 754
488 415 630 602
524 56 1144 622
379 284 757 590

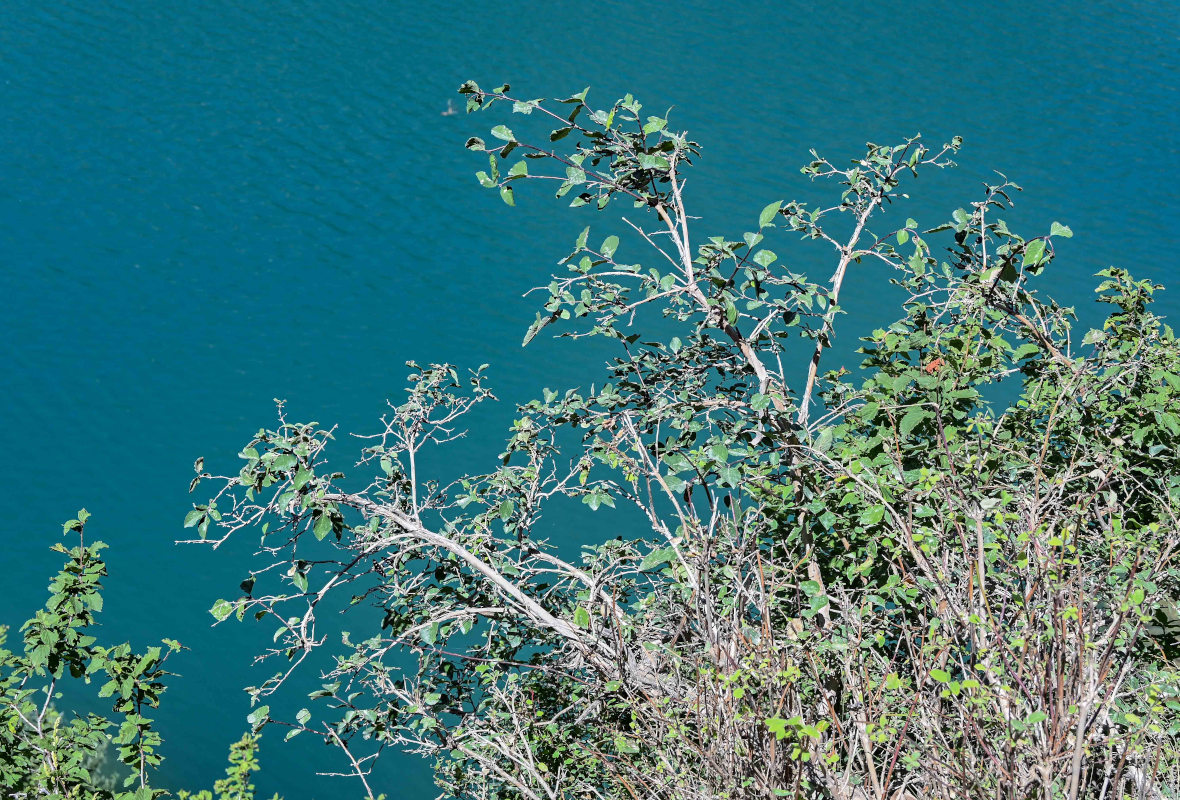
1 511 177 799
0 512 279 800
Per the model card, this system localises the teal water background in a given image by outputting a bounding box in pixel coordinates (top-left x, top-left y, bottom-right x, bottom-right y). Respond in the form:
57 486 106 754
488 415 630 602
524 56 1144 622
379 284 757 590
2 1 1177 797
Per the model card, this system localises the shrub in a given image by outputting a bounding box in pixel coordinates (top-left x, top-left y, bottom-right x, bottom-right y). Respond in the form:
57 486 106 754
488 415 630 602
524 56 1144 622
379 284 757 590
186 83 1180 800
0 512 279 800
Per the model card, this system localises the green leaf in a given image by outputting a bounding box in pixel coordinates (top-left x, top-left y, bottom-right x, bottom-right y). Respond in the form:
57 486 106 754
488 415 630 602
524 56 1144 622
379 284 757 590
183 509 205 529
210 599 234 623
272 453 297 471
758 201 782 228
583 490 613 511
640 547 677 571
899 407 931 437
522 313 552 347
498 500 514 521
573 607 591 629
292 468 312 490
753 249 777 268
508 160 528 178
859 505 886 525
929 669 950 683
765 717 790 740
1011 343 1040 361
800 580 822 597
638 153 669 170
614 736 640 754
246 705 270 729
897 229 910 245
642 117 667 135
601 235 619 258
575 226 590 250
812 427 834 453
500 184 515 206
1022 239 1046 267
560 87 589 104
313 514 332 540
490 125 515 142
1050 221 1073 238
662 474 686 493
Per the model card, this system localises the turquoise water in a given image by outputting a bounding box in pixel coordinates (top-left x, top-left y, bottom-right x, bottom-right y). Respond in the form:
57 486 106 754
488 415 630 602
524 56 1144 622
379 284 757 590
2 1 1177 796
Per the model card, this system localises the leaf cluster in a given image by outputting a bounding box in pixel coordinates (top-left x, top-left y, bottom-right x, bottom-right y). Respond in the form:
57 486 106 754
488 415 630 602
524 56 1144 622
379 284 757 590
0 514 284 800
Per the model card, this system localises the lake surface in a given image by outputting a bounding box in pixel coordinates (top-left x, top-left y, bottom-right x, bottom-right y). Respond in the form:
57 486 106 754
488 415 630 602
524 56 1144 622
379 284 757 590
2 1 1177 797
